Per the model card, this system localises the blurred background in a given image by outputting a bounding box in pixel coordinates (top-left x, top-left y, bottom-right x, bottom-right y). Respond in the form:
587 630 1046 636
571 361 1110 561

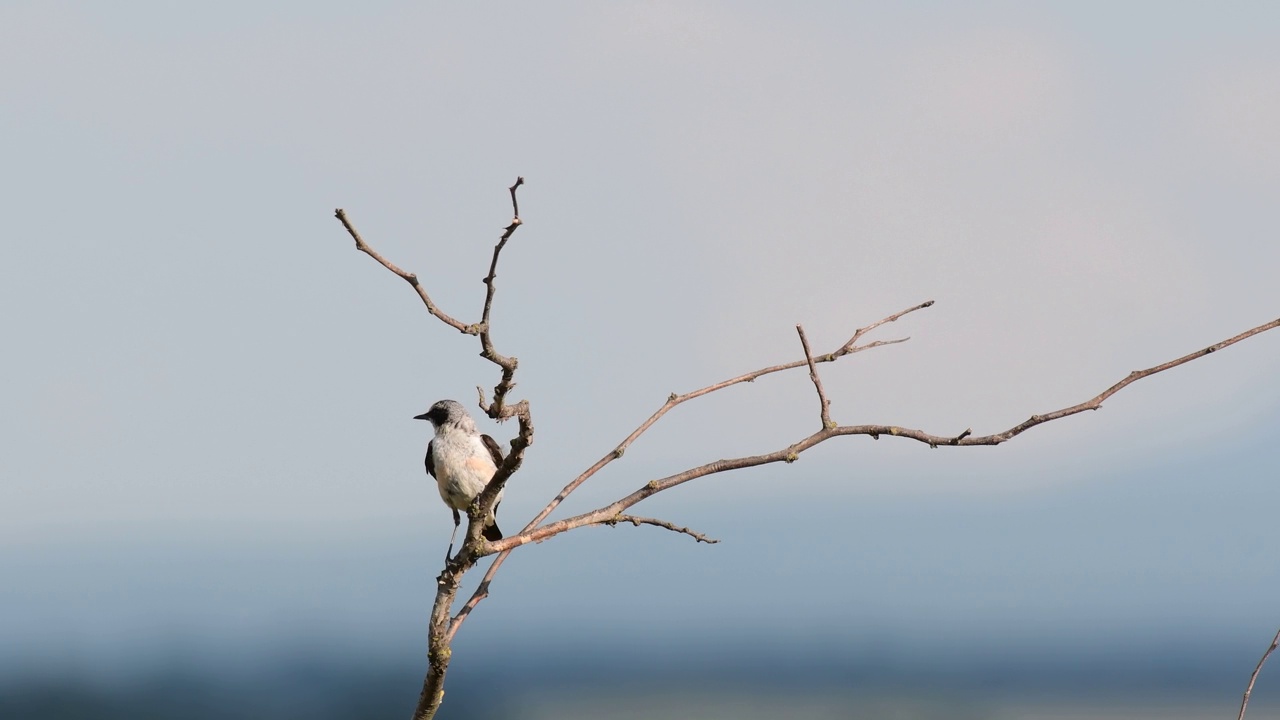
3 2 1279 718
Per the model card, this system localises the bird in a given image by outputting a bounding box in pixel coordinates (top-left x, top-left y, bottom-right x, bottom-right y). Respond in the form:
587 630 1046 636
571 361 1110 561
414 399 505 554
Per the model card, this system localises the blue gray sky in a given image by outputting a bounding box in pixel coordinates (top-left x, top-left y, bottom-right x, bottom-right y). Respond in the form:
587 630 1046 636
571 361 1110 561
2 1 1279 680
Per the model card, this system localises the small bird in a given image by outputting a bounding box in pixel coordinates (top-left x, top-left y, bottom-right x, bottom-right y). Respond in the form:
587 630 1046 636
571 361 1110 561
414 399 505 552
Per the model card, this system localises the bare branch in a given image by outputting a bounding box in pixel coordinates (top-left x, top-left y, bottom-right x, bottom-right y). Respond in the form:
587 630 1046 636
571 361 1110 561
486 314 1280 553
334 208 471 334
438 178 532 647
445 548 509 644
522 299 935 539
1239 627 1280 720
506 176 523 223
477 176 527 423
604 514 720 544
796 324 833 429
857 337 911 351
836 300 933 351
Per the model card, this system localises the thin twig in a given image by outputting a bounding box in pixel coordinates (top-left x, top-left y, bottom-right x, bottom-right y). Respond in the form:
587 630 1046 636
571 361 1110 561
1239 627 1280 720
334 208 471 334
836 300 933 351
604 514 720 543
507 176 523 222
796 324 833 428
446 548 509 643
477 176 527 422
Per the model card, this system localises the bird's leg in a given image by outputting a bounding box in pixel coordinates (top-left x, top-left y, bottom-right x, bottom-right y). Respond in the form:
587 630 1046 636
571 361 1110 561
446 508 461 562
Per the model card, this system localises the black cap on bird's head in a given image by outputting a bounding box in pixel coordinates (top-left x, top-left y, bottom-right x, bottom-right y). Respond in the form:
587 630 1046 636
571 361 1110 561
414 399 469 427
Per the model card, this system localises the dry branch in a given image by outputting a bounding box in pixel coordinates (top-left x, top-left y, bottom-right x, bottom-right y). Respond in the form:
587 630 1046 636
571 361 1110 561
605 514 720 544
1239 627 1280 720
334 208 471 334
796 324 833 429
484 313 1280 553
336 180 1280 720
524 299 934 535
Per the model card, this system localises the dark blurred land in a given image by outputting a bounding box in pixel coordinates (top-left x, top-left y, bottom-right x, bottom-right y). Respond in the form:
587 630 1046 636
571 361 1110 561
4 637 1277 720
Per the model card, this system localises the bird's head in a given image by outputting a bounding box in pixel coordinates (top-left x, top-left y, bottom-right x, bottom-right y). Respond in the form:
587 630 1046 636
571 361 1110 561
414 399 471 429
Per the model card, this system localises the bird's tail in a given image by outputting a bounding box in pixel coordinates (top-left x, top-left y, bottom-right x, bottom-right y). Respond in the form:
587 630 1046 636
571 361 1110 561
483 521 503 542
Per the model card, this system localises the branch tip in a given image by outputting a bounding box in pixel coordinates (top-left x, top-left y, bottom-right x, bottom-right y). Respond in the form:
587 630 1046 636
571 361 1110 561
606 514 719 544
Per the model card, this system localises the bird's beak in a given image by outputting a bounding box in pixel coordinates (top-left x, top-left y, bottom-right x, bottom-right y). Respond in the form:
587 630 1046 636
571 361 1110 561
413 412 430 421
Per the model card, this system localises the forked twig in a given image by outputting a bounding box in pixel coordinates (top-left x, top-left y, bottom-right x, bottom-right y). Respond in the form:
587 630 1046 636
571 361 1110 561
525 300 934 536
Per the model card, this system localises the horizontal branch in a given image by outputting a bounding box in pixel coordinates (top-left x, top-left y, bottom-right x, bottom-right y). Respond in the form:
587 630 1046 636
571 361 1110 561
487 314 1280 553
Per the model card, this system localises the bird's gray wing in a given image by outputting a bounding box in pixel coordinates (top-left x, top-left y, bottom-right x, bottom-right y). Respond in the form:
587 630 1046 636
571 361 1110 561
480 434 504 468
425 439 437 479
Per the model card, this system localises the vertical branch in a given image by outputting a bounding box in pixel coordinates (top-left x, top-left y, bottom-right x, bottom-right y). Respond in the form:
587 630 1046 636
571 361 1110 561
480 176 524 332
478 176 525 418
1239 627 1280 720
412 567 465 720
796 324 832 429
338 180 532 720
472 177 532 536
507 176 522 219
